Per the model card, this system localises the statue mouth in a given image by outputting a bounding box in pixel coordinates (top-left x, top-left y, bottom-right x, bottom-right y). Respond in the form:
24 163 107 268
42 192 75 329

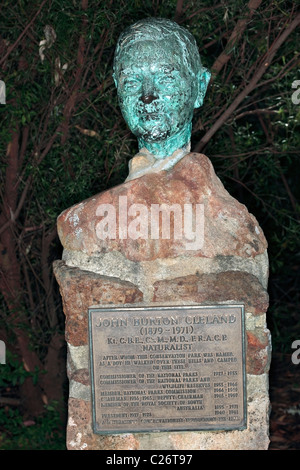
143 112 161 121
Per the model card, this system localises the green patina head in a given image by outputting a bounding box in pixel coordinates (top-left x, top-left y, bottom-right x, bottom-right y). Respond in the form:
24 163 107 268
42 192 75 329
113 17 210 158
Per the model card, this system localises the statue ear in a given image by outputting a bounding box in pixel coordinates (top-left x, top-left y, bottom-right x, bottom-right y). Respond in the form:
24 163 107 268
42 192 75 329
112 72 117 88
194 68 211 108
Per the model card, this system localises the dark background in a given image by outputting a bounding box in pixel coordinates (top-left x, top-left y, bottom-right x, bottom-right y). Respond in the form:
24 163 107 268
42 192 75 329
0 0 299 449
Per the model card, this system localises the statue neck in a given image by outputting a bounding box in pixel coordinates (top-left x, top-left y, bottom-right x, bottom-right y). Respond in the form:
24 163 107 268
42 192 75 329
137 123 192 159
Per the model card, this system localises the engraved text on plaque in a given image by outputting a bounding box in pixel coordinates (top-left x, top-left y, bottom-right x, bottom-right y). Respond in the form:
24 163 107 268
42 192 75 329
89 305 246 433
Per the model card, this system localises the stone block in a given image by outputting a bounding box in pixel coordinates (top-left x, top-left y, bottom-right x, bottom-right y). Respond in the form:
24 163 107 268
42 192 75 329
57 153 267 262
153 270 269 315
53 260 143 346
246 329 272 375
67 398 140 450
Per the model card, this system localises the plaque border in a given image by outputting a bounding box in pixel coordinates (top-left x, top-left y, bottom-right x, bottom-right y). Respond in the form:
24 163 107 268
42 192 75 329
88 303 247 434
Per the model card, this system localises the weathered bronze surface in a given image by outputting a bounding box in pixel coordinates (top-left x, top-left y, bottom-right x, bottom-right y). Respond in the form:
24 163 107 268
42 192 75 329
89 305 246 434
113 18 210 159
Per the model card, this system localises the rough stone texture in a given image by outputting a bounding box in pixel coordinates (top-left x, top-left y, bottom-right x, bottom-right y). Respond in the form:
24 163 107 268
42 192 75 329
57 153 267 262
152 270 271 375
67 398 140 450
71 368 90 386
62 249 269 303
53 260 143 346
67 344 89 372
246 329 272 375
153 270 269 315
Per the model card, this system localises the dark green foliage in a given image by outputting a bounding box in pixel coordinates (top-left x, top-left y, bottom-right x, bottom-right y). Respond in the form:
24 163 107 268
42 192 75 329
0 352 65 449
0 406 65 450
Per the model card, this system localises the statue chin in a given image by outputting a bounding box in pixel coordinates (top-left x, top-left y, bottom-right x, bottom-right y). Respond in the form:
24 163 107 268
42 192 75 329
136 129 170 143
128 118 171 143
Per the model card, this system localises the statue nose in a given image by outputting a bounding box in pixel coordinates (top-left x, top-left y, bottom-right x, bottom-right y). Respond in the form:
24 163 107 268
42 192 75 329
140 94 157 104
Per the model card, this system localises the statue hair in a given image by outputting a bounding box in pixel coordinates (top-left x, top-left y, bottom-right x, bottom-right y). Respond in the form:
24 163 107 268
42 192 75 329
113 17 202 79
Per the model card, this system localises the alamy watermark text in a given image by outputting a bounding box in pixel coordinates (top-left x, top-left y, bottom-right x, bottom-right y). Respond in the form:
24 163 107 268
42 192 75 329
0 340 5 364
95 196 204 250
291 340 300 365
0 80 6 104
291 80 300 105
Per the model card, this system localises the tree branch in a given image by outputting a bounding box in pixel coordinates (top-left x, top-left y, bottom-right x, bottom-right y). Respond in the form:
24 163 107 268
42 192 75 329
174 0 184 22
0 0 49 67
194 12 300 153
211 0 262 75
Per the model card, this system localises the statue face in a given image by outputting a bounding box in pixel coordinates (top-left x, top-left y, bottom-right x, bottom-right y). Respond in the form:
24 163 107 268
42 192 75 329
115 39 199 147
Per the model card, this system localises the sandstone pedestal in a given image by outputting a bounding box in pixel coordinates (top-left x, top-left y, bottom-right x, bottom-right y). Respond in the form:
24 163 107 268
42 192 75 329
54 152 271 450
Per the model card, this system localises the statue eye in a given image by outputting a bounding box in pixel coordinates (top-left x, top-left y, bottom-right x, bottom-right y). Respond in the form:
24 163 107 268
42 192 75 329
156 75 175 87
122 78 141 91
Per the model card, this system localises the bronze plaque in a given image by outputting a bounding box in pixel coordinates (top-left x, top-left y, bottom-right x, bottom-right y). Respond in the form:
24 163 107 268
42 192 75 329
89 305 246 434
